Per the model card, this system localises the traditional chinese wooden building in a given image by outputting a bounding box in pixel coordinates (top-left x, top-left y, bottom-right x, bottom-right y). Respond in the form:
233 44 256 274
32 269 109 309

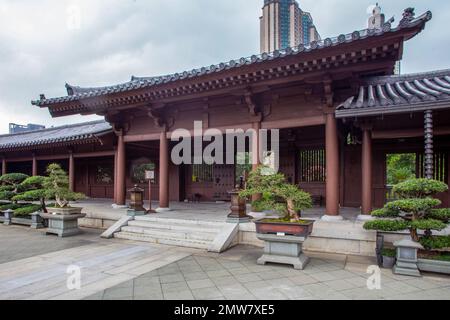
2 9 448 220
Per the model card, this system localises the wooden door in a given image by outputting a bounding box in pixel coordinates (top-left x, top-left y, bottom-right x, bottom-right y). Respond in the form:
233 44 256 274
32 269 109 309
212 164 235 201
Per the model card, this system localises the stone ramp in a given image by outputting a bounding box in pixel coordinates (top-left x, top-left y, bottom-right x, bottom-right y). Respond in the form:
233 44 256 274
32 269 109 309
110 216 239 253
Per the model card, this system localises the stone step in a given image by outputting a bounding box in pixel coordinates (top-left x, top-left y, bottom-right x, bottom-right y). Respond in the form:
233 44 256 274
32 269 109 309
134 216 227 228
121 225 217 242
128 220 223 233
114 231 211 250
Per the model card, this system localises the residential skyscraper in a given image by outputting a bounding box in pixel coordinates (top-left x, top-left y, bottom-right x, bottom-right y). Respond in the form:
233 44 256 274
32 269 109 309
260 0 320 53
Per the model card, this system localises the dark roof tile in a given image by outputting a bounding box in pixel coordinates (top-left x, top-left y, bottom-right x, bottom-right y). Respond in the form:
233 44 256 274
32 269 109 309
336 69 450 117
0 120 111 150
32 10 432 108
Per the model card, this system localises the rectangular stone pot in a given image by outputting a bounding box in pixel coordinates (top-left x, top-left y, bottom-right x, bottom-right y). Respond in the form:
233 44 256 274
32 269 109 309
417 258 450 275
40 212 86 237
254 219 314 237
11 217 32 226
46 207 83 216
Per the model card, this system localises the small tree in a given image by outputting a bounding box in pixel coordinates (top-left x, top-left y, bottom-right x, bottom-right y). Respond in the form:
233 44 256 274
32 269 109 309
239 166 312 221
43 163 84 208
364 178 449 242
12 176 48 213
0 173 29 202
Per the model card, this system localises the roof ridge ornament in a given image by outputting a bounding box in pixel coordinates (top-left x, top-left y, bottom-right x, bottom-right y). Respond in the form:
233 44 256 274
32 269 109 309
399 7 415 27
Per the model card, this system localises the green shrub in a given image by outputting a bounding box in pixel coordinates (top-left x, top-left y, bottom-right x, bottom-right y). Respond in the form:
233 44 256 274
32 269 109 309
20 176 46 189
363 220 410 232
239 166 312 221
393 179 448 198
427 208 450 222
13 204 42 217
43 164 85 208
0 185 14 192
12 189 46 202
420 236 450 250
410 219 447 231
0 203 21 211
0 191 15 201
371 208 399 218
0 173 29 185
386 198 441 215
381 248 396 257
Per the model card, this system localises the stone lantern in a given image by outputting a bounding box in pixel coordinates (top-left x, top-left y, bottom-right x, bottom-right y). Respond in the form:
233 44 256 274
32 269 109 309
393 237 423 277
227 177 250 223
127 185 146 217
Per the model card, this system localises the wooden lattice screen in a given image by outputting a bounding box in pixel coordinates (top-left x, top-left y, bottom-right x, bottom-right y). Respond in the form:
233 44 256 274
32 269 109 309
299 148 326 183
191 164 213 183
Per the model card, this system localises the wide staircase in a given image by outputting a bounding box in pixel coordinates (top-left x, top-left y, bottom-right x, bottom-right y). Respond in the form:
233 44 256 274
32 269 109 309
113 216 237 252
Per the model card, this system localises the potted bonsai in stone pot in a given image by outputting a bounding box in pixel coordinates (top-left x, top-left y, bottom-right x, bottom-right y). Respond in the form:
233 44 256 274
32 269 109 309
239 166 313 270
10 176 48 228
364 178 449 276
40 164 86 237
381 248 396 269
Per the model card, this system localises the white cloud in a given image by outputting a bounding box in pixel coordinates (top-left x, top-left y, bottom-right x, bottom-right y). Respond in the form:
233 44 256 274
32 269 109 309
0 0 448 133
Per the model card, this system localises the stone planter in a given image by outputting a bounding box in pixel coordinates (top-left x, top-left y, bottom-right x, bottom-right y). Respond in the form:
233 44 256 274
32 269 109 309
40 211 86 237
254 219 314 237
46 206 83 216
382 255 395 269
11 217 32 226
417 258 450 275
255 219 314 270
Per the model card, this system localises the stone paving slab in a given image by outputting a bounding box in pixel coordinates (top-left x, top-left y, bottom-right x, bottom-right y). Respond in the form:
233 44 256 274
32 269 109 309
0 225 100 264
86 245 450 300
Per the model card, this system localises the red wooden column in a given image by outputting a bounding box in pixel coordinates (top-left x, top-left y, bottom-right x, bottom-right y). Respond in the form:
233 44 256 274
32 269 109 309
323 112 342 220
158 127 170 211
116 133 126 206
113 148 118 204
251 121 261 171
361 126 373 216
32 153 38 176
69 151 75 192
2 158 6 175
251 121 262 202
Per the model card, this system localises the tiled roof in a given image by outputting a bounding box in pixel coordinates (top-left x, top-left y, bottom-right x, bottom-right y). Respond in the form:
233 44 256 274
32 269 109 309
0 120 112 151
32 9 432 107
336 69 450 118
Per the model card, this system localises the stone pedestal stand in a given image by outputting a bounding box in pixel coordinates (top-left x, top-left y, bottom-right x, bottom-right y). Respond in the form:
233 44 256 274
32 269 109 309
256 233 310 270
40 212 86 237
227 188 251 223
3 209 13 225
31 212 45 229
393 237 423 277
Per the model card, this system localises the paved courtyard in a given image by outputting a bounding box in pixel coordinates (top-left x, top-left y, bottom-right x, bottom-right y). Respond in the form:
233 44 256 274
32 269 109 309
85 246 450 300
1 224 450 300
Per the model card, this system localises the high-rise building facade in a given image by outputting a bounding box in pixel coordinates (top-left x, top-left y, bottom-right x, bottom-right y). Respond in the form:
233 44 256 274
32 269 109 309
260 0 320 53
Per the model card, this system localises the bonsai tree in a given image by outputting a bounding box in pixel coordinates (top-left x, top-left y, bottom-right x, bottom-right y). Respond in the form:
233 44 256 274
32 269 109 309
239 166 312 222
43 163 85 208
0 173 29 202
12 176 47 213
364 178 449 242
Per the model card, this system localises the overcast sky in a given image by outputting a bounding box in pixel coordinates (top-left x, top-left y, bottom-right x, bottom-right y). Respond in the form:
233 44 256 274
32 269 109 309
0 0 448 134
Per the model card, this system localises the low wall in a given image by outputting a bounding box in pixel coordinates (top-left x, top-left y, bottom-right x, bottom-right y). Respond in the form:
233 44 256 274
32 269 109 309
79 209 125 230
238 220 377 257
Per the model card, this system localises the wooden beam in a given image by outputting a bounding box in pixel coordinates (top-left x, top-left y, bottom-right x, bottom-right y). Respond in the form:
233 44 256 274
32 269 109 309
373 127 450 140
